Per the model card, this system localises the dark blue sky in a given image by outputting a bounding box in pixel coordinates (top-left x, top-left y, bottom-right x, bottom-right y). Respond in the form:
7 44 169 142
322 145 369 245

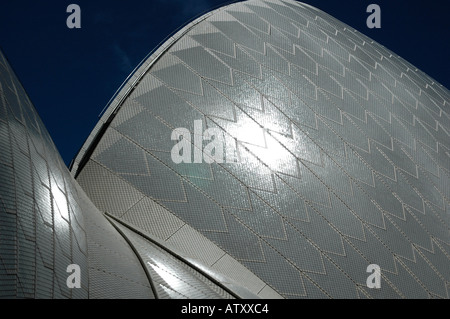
1 0 449 166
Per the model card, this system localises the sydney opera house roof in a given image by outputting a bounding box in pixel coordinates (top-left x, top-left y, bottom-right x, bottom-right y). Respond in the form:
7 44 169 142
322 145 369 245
1 0 449 299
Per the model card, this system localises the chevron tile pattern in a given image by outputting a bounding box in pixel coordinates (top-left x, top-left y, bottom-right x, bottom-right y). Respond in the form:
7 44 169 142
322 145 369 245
0 49 255 299
0 50 90 298
0 49 165 298
72 0 450 299
73 0 450 299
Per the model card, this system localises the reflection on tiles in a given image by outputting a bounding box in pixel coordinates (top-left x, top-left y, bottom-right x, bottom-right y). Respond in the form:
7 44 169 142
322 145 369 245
1 0 449 299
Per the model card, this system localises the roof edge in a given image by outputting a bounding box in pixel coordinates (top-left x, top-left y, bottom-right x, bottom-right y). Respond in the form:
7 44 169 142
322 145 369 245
69 0 244 176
